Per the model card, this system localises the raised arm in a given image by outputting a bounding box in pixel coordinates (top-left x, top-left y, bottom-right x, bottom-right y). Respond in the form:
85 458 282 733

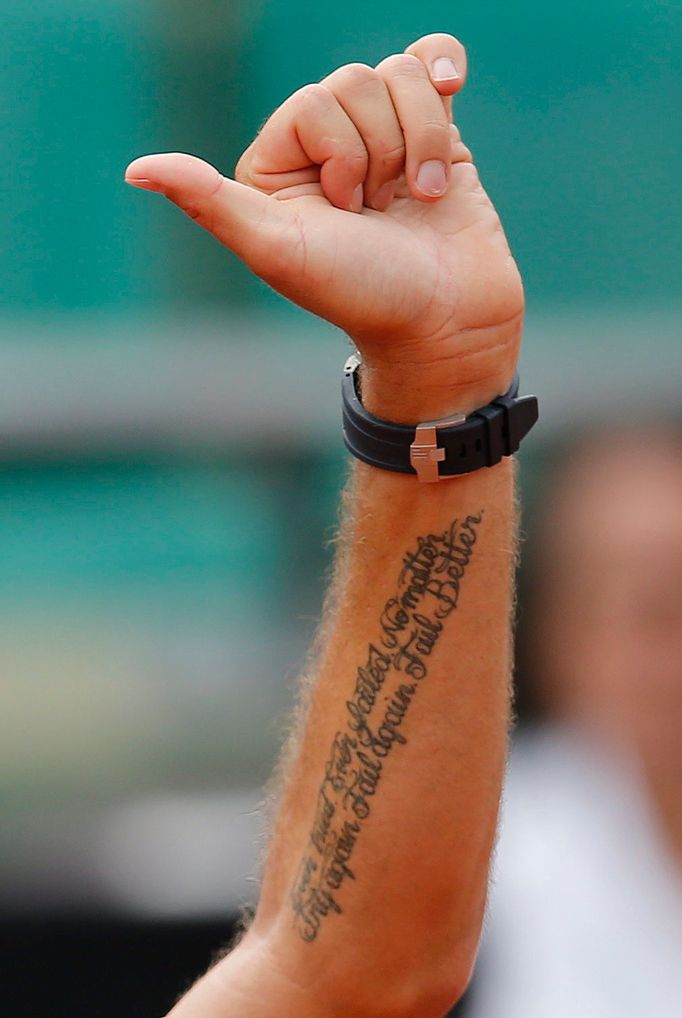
126 32 525 1018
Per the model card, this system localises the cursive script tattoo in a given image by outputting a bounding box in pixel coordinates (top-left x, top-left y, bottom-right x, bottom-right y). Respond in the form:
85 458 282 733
290 512 483 942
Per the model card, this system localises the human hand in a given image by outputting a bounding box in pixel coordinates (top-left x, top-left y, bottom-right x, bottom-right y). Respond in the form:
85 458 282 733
125 33 523 419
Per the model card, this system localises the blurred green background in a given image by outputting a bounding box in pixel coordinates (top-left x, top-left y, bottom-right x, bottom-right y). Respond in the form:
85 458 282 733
1 0 680 915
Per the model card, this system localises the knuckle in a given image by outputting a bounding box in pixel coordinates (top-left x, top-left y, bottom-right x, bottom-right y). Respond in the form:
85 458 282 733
382 139 407 164
376 53 424 78
421 116 450 133
327 61 378 90
343 148 369 171
418 118 451 144
295 81 333 108
369 138 405 172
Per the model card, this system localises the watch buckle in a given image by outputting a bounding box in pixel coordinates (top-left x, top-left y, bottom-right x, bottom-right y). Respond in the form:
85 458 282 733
344 351 362 376
410 416 466 483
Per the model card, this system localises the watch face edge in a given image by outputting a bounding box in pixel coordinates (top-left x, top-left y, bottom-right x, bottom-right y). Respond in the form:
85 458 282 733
343 351 362 377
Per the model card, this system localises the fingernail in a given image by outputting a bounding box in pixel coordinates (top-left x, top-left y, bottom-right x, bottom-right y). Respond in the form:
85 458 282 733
432 57 459 82
351 183 364 213
125 177 162 192
417 160 448 197
370 180 396 211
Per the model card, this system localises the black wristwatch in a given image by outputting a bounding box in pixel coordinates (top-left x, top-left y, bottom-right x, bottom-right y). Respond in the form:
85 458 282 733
342 352 539 482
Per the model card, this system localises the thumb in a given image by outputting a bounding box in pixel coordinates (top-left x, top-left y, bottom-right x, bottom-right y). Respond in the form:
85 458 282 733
124 151 291 275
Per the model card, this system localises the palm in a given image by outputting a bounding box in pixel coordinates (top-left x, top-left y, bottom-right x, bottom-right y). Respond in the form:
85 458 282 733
258 164 523 361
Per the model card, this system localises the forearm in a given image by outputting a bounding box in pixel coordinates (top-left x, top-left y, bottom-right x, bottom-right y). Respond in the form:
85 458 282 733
237 449 515 1014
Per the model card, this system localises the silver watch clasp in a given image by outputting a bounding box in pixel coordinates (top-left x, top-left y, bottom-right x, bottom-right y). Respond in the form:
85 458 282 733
410 416 466 482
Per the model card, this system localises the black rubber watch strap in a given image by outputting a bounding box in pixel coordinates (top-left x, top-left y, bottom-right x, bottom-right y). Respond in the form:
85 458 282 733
341 353 539 481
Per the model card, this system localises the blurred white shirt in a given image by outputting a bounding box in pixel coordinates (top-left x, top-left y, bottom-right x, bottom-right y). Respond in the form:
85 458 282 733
469 726 682 1018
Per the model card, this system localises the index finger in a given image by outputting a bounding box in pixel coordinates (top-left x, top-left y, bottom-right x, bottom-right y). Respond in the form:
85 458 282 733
404 33 468 121
238 83 369 213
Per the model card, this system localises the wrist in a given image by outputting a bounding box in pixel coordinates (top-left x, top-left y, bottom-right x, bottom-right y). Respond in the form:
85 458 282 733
358 360 517 422
351 323 522 422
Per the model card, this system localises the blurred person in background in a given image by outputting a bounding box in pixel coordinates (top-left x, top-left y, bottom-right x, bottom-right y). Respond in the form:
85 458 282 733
469 428 682 1017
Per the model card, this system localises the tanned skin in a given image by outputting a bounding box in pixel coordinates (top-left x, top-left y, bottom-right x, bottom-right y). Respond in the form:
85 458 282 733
126 30 523 1018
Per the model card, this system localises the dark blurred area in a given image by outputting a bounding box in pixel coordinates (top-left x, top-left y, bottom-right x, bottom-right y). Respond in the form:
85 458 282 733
3 916 239 1018
2 1 680 1014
